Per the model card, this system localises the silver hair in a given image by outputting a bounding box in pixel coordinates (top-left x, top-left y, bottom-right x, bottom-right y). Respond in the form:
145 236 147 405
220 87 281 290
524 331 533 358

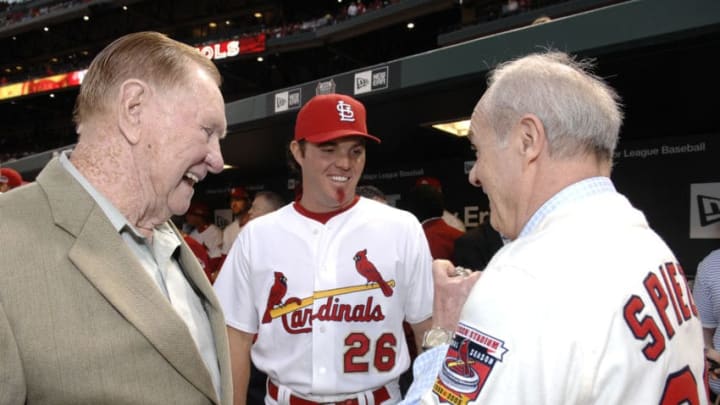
477 51 623 162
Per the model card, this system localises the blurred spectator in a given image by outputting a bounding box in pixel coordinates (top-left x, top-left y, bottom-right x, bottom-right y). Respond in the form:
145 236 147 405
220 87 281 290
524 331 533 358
182 233 213 282
403 183 465 260
501 0 530 16
0 167 23 193
222 186 251 255
453 217 504 271
185 201 223 278
248 190 286 221
356 1 366 15
242 189 286 405
347 1 358 18
415 176 466 232
357 184 388 204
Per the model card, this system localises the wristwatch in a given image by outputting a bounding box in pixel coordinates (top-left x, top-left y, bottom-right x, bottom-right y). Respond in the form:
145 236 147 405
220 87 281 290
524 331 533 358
422 327 454 350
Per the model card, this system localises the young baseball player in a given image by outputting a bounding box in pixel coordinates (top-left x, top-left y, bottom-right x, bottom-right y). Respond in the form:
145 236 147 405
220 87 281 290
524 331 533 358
400 51 708 404
214 93 434 405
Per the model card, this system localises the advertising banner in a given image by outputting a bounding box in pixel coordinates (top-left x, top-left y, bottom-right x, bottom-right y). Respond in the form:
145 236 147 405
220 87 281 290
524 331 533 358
0 69 86 100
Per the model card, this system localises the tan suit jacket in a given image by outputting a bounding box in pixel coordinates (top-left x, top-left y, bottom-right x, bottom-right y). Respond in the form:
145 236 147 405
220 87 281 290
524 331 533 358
0 158 232 404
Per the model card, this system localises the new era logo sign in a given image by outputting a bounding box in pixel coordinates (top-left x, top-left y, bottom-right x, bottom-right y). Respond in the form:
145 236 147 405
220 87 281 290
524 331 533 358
698 195 720 226
275 96 287 109
354 66 389 95
372 69 387 88
356 76 369 89
690 183 720 239
274 88 302 113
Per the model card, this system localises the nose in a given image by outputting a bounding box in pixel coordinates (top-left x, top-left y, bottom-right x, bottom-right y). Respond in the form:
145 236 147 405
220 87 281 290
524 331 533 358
468 162 482 188
205 137 225 174
335 153 351 170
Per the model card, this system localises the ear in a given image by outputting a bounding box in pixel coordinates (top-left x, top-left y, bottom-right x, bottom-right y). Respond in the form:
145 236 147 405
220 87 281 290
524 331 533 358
518 113 546 163
289 140 304 168
117 79 148 145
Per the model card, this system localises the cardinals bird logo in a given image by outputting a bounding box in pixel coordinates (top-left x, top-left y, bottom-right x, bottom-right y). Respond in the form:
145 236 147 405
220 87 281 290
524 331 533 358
440 338 481 394
262 272 288 323
448 340 474 377
353 249 393 297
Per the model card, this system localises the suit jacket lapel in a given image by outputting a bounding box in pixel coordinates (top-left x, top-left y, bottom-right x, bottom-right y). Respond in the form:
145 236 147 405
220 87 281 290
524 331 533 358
175 231 233 403
37 158 221 403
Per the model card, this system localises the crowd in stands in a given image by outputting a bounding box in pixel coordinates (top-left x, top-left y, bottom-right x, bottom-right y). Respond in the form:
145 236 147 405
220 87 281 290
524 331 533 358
0 0 575 165
259 0 391 40
0 0 90 28
1 0 571 89
0 0 396 88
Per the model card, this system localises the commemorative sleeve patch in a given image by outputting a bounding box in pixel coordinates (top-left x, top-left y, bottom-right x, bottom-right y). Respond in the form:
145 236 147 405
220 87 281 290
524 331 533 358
432 323 508 404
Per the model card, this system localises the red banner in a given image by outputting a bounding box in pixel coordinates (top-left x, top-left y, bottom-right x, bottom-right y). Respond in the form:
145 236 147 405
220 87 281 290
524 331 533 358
0 34 267 102
197 33 266 61
0 69 86 101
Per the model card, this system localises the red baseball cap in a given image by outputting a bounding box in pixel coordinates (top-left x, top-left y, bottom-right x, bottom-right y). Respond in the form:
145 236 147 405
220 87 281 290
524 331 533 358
415 176 442 191
0 167 23 189
229 186 248 200
187 202 210 217
294 93 380 144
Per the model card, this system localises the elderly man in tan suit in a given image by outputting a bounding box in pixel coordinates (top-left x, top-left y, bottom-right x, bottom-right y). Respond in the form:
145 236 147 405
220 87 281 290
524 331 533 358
0 32 232 404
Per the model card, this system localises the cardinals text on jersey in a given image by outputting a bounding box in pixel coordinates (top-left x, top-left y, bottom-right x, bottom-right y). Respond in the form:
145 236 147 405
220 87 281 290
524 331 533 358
262 249 394 335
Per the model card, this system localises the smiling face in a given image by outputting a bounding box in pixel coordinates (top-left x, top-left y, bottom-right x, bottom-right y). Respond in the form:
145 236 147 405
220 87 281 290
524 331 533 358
467 108 523 239
291 136 366 212
136 65 226 220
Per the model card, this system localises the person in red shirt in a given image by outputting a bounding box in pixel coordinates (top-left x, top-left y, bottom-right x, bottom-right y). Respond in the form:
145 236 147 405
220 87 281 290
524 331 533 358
182 234 213 282
0 167 24 193
403 183 464 260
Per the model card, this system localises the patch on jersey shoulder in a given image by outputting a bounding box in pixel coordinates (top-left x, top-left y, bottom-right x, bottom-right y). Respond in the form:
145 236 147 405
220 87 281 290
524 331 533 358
432 323 508 404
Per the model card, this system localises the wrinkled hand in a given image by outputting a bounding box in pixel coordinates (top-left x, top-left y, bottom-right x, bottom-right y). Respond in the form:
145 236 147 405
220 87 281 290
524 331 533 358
432 259 482 331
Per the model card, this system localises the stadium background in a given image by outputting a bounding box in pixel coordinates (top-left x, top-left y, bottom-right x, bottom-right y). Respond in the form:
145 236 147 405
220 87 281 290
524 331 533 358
1 0 719 275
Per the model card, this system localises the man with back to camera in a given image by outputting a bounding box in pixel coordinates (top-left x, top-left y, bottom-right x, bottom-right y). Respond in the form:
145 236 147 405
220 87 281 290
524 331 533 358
398 50 707 404
247 190 286 221
415 177 466 233
214 93 434 405
0 32 232 404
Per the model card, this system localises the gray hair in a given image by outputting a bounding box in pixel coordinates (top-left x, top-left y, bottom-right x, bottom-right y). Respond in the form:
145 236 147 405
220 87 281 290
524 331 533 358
477 51 623 162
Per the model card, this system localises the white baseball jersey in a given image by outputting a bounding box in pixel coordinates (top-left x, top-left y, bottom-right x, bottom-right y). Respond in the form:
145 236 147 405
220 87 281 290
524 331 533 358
422 187 707 404
214 197 433 402
189 224 223 259
222 218 243 255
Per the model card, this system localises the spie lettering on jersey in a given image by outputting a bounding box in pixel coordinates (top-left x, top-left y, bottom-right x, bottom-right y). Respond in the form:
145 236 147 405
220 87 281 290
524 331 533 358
433 324 508 405
623 261 699 361
261 249 395 334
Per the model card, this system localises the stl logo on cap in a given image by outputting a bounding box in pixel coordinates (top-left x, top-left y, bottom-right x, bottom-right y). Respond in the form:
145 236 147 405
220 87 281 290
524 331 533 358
337 100 355 122
294 93 381 144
